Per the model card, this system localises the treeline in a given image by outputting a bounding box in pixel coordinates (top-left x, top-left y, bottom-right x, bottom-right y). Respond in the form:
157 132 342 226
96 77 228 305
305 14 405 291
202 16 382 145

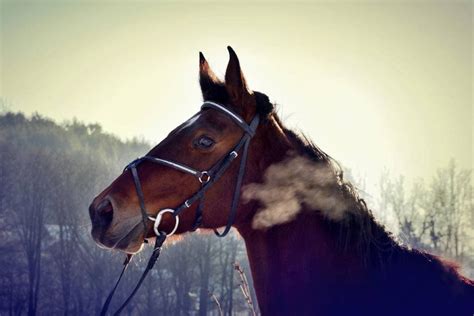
377 162 474 275
0 112 255 315
0 111 472 315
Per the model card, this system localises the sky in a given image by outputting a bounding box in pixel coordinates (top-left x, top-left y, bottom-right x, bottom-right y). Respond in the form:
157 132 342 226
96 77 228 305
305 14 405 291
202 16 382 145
1 0 472 197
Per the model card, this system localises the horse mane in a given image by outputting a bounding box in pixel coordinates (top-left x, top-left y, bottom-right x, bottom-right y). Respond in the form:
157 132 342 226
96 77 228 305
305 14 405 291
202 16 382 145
283 123 399 266
204 88 399 264
263 97 474 294
208 89 468 282
259 95 463 274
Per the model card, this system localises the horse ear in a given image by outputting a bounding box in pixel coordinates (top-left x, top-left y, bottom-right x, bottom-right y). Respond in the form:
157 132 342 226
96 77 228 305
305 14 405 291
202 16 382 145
199 52 222 100
224 46 252 110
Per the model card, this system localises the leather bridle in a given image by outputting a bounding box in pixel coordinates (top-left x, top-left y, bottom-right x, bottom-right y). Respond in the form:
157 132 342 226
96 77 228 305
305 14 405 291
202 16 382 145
100 101 260 315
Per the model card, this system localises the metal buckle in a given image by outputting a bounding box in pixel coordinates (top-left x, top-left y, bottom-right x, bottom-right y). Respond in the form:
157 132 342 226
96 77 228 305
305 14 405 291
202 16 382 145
230 151 238 159
198 171 211 184
148 209 179 237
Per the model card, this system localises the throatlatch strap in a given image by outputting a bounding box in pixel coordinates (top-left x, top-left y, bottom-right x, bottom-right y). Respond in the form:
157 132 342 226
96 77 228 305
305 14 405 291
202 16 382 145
213 114 259 237
190 198 204 231
214 134 251 237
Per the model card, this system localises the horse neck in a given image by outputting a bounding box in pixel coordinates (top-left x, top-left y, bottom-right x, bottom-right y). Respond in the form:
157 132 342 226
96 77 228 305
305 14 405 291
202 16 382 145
238 209 382 315
235 116 474 314
236 117 391 313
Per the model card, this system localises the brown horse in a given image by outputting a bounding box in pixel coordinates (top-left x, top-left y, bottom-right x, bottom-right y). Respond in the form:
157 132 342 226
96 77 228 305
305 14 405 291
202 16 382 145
89 47 473 315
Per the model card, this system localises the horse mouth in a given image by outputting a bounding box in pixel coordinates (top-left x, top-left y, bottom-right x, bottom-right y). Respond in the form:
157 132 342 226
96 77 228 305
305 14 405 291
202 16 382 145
91 219 146 254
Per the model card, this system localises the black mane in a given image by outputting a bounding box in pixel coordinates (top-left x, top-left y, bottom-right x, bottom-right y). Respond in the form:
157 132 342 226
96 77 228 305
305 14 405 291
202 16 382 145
270 105 474 304
271 108 402 267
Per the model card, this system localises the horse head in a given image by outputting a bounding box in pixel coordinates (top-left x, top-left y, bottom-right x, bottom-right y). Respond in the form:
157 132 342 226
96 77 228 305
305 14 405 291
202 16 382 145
88 47 280 253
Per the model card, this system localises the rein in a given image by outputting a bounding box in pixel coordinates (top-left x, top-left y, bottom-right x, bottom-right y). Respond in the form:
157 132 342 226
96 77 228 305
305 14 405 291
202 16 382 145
100 101 259 315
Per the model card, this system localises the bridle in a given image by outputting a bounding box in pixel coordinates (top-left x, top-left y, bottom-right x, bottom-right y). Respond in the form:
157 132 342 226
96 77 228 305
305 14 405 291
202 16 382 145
127 101 260 238
100 101 260 315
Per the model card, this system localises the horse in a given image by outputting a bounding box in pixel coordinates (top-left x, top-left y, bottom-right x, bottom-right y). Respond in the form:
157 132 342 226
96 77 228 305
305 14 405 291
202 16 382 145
89 47 474 315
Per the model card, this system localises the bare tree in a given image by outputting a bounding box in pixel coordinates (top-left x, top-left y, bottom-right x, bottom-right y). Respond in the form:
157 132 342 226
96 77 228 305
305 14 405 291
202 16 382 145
197 235 213 316
11 150 53 315
378 160 473 277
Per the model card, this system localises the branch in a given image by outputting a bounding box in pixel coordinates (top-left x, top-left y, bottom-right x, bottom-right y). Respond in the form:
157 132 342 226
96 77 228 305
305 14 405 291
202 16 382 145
208 291 223 316
234 262 256 316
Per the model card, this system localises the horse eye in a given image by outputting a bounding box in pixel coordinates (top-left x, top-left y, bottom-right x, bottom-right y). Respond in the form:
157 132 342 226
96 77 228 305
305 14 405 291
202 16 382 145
195 136 215 149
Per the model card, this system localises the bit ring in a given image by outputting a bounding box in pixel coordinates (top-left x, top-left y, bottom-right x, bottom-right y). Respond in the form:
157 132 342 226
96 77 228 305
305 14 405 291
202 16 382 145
148 209 179 237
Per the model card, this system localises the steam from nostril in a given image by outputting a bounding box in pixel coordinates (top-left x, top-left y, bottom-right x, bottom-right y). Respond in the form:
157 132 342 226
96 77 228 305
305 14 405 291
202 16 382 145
96 199 114 227
243 155 359 230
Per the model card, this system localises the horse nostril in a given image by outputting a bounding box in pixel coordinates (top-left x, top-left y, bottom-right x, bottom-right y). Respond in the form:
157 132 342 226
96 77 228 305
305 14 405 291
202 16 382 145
95 199 114 227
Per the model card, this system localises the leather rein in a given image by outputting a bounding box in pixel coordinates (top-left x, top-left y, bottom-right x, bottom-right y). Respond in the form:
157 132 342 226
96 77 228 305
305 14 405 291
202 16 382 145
100 101 260 315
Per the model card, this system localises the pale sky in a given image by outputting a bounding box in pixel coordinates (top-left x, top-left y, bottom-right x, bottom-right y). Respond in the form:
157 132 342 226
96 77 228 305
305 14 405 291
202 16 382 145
1 0 472 197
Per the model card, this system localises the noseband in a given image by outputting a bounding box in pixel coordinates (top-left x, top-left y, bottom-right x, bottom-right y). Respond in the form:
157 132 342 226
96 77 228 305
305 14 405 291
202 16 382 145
101 101 259 315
